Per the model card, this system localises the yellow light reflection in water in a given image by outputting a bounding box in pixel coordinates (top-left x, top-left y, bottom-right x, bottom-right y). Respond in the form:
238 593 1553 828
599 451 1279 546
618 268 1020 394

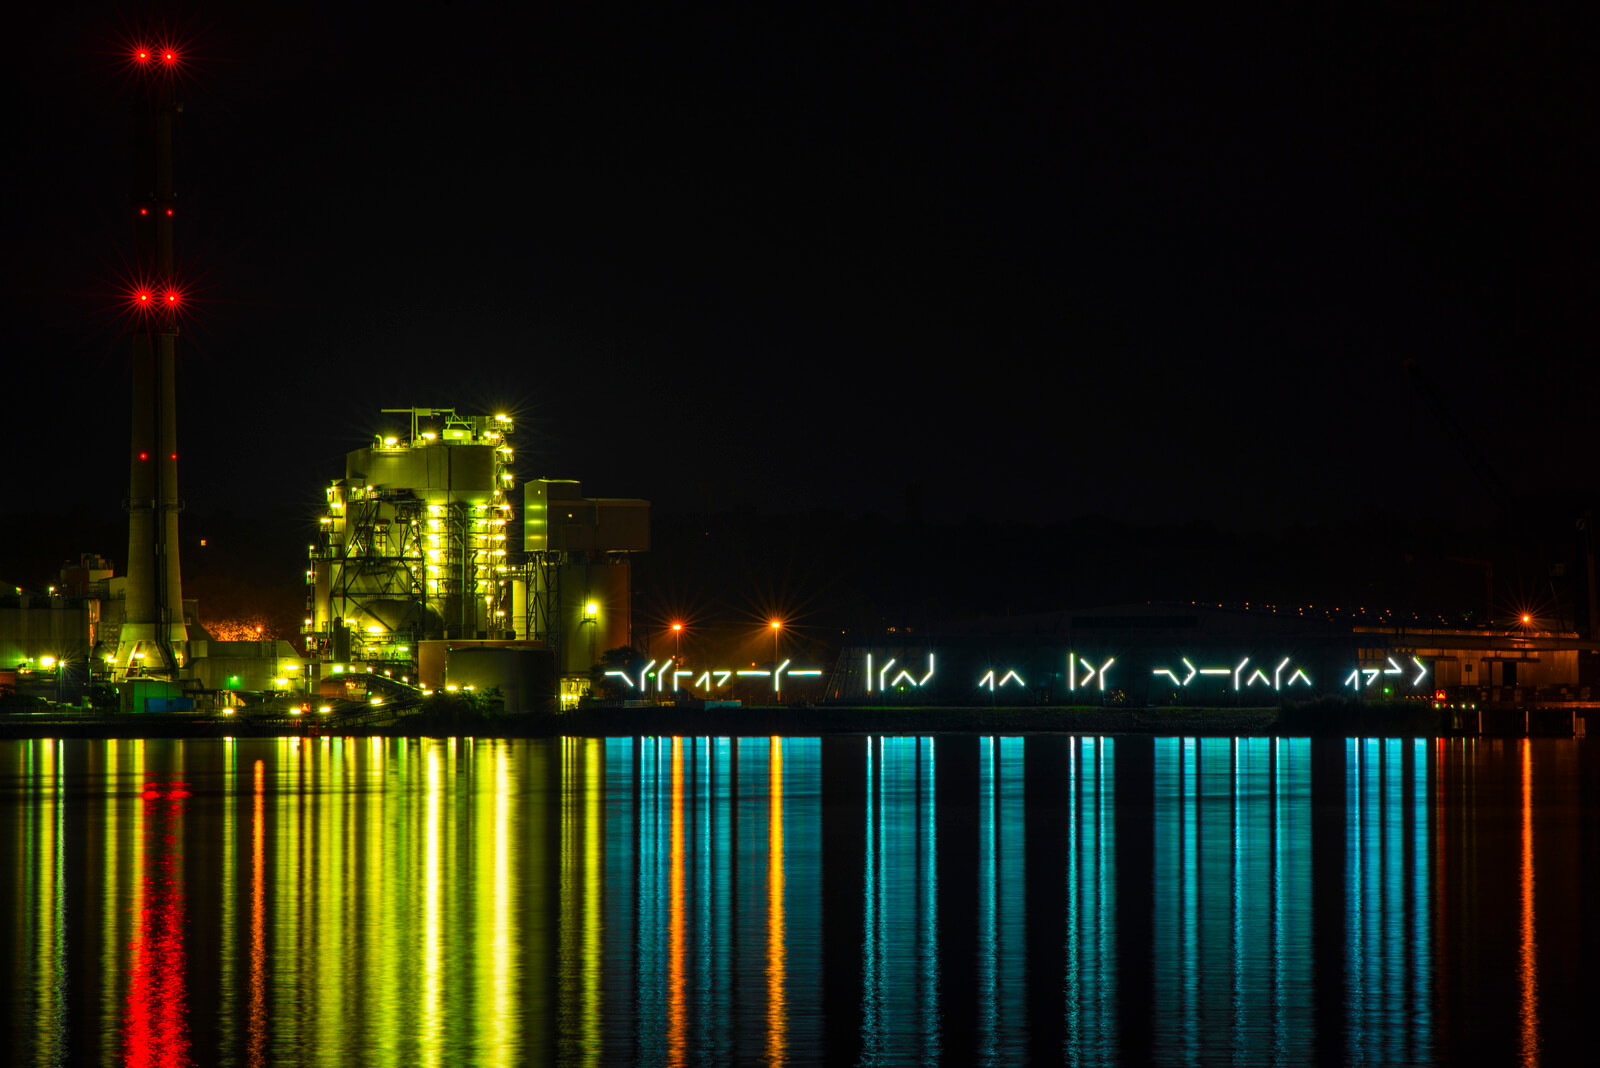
489 742 515 1068
767 736 787 1067
36 740 65 1062
250 759 266 1068
1518 739 1539 1067
668 737 687 1067
423 740 444 1067
582 739 603 1062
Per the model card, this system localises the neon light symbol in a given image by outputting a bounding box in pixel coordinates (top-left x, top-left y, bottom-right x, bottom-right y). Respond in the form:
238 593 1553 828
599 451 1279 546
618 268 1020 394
878 658 897 691
655 658 673 692
865 653 934 692
1070 654 1117 690
1384 657 1404 677
1246 669 1271 687
1411 657 1428 685
979 670 1025 690
604 670 633 688
694 671 733 691
1152 657 1200 687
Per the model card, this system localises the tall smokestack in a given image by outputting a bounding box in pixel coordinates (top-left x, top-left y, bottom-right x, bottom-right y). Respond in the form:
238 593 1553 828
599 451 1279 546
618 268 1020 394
116 45 187 678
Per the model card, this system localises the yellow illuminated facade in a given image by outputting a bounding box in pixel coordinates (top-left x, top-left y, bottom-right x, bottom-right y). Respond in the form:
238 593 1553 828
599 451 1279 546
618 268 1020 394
308 409 515 662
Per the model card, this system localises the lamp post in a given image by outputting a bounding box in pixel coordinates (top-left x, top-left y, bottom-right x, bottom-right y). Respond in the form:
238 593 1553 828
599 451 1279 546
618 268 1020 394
769 620 782 694
671 622 683 662
40 655 61 704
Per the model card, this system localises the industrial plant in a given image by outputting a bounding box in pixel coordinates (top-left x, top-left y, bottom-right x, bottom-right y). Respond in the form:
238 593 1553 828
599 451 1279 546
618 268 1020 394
304 406 648 710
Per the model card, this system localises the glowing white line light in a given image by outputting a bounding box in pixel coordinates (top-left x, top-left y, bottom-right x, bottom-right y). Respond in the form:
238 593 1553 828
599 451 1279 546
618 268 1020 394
1199 669 1231 676
1098 657 1115 691
789 670 822 677
891 670 917 688
1288 669 1311 687
1412 656 1428 686
866 654 873 693
1234 658 1250 690
737 671 770 677
1345 670 1361 690
638 659 657 692
980 670 996 691
714 671 731 687
920 654 935 686
1182 658 1198 685
878 658 897 692
1247 669 1271 688
674 671 694 691
1069 652 1077 692
605 670 634 689
695 671 712 691
773 658 791 692
1384 657 1404 676
999 670 1024 687
1363 669 1381 687
657 658 673 693
1153 669 1181 686
1275 657 1290 690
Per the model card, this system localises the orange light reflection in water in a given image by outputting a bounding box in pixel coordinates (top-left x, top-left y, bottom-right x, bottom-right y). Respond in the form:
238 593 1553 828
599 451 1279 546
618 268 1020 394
1518 740 1539 1067
123 779 190 1068
250 760 266 1068
668 738 687 1067
767 737 787 1066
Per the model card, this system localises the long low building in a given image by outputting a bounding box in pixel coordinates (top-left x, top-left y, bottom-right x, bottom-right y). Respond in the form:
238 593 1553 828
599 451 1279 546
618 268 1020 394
828 603 1600 706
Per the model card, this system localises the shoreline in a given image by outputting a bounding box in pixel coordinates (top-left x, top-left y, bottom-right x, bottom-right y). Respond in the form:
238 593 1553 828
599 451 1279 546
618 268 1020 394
0 702 1586 739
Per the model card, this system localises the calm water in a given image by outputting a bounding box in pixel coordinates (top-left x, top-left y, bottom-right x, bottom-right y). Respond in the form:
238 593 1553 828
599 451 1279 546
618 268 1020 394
3 735 1596 1066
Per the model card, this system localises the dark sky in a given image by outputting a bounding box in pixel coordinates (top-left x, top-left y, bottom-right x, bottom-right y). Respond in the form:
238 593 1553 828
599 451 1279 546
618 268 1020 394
4 3 1594 531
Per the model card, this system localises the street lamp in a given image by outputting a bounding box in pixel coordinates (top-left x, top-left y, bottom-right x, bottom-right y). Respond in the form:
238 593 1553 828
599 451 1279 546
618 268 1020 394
40 655 61 704
770 619 782 671
671 622 683 662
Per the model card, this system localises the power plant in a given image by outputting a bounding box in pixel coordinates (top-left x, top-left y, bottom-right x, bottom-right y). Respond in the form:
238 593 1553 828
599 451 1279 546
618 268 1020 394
306 407 648 709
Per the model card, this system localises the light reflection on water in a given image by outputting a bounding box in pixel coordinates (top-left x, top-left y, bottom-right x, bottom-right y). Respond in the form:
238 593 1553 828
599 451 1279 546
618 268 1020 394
2 734 1594 1066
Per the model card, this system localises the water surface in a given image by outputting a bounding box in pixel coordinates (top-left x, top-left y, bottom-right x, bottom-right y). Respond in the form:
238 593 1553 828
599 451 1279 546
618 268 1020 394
4 735 1595 1065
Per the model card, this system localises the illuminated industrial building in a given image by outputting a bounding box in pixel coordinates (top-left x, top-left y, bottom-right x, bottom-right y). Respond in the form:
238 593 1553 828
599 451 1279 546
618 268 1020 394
305 408 648 709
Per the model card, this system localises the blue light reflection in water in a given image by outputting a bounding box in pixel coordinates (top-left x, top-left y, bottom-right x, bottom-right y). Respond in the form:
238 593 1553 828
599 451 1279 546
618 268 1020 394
2 735 1593 1066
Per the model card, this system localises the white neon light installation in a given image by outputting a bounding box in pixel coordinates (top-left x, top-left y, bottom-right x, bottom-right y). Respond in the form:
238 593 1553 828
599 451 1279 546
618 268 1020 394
1411 657 1428 685
605 670 633 688
638 659 657 692
1153 657 1313 691
1071 656 1116 691
865 653 934 692
979 670 1026 690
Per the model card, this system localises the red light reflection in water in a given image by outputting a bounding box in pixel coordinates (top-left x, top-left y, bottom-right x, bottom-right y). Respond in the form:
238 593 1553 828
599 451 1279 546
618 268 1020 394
123 781 190 1068
667 738 686 1067
1518 741 1539 1066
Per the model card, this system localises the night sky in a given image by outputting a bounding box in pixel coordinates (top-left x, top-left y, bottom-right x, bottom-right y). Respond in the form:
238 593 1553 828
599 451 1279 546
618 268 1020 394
4 3 1594 535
